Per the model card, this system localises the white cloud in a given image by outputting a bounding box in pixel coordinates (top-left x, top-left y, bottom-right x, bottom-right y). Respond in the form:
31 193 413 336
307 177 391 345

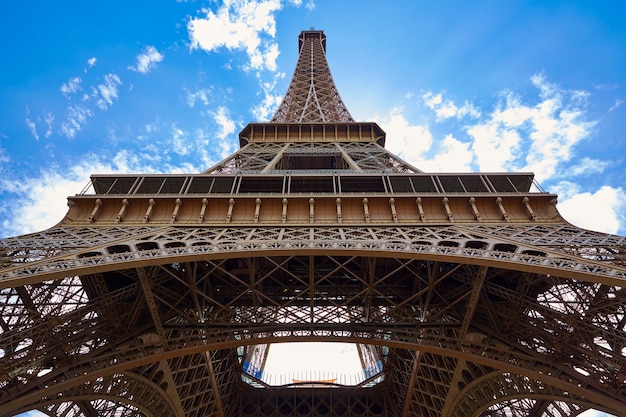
111 149 154 172
185 87 213 107
128 45 164 74
554 184 626 234
379 107 433 165
0 144 9 165
23 112 54 141
524 76 596 180
378 108 474 172
0 158 111 236
423 92 481 121
594 82 618 91
426 134 473 172
549 180 581 201
93 73 122 110
212 106 237 158
462 74 596 181
60 104 93 138
567 157 611 177
0 148 206 237
418 74 597 182
262 42 280 71
58 73 121 138
466 108 524 172
193 127 218 168
213 106 236 140
187 0 290 71
171 125 192 156
144 120 161 134
127 117 224 173
609 99 623 112
386 83 624 235
25 118 38 140
85 57 97 73
379 76 612 235
43 112 54 138
60 77 82 96
252 72 285 120
252 90 282 120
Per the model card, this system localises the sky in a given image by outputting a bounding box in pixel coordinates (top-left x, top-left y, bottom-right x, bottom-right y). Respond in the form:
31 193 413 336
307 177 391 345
1 1 625 416
1 0 626 239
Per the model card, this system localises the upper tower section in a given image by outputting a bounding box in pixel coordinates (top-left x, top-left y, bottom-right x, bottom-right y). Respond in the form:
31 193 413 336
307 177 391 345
238 30 386 148
239 30 386 146
271 30 354 123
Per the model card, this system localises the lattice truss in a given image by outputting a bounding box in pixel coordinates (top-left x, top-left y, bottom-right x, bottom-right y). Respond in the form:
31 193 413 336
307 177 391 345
2 28 626 417
204 142 421 174
236 385 392 417
2 222 626 416
271 31 354 123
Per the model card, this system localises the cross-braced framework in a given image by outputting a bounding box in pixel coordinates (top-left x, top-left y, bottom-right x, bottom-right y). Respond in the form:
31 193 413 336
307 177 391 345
1 30 626 417
271 31 354 123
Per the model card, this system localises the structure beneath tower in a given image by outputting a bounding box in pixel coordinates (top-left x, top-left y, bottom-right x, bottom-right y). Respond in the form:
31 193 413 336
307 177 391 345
2 30 626 417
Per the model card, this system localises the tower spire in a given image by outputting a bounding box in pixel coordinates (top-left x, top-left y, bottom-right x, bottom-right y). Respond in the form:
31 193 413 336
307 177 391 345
271 30 354 123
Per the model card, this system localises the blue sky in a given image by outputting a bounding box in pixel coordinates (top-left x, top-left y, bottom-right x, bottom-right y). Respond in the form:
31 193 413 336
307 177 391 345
1 1 624 415
1 0 626 239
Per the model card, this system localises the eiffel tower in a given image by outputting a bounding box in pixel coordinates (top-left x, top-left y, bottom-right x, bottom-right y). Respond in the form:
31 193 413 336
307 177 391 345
2 29 626 417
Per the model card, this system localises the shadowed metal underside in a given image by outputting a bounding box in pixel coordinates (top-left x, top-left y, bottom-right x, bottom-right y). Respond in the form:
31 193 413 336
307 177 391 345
1 30 626 417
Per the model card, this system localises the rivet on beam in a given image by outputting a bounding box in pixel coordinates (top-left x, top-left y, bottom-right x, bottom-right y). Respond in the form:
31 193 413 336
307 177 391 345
88 199 102 223
309 198 315 223
171 198 182 223
144 199 155 223
199 198 208 223
362 198 370 223
522 197 537 221
389 198 398 223
281 198 288 223
116 199 129 223
336 198 343 223
226 198 235 223
469 197 481 221
442 197 453 221
254 198 262 223
496 197 510 222
415 197 425 222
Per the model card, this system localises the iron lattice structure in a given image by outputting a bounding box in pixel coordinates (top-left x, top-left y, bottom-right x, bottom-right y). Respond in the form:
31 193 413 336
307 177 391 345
1 30 626 417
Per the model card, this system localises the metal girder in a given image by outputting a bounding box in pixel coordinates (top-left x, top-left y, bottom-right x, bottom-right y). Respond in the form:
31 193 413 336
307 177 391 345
2 29 626 417
138 267 169 350
3 253 626 414
271 30 353 123
401 350 423 417
3 225 626 290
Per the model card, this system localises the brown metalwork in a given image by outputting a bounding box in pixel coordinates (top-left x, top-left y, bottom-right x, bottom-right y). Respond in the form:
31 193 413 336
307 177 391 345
271 31 354 123
1 29 626 417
